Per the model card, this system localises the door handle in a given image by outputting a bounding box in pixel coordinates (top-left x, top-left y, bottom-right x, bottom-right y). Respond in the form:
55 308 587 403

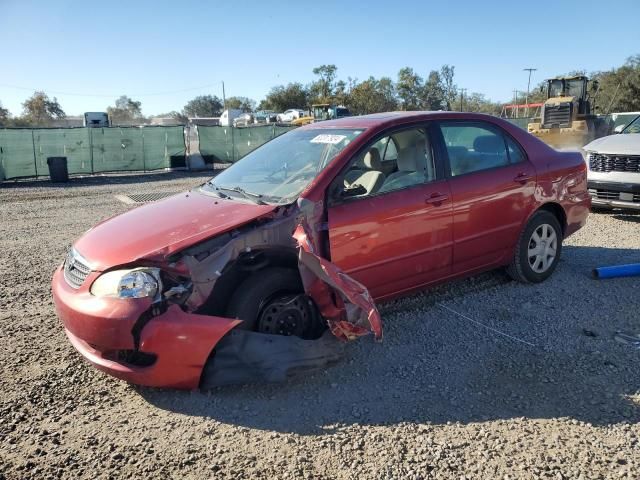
513 172 532 184
425 193 449 205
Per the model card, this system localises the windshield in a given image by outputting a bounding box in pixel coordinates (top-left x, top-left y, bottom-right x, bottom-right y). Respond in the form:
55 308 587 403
622 115 640 134
566 79 585 99
201 128 363 204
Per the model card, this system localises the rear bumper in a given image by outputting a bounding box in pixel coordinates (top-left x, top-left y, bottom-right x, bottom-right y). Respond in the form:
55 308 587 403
52 266 241 389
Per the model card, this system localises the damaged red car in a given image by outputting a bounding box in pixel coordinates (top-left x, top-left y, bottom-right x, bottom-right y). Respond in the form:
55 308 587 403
52 112 590 389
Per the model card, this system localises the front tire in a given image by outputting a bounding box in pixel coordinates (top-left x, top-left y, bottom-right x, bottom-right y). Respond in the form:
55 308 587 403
507 210 562 283
225 268 324 339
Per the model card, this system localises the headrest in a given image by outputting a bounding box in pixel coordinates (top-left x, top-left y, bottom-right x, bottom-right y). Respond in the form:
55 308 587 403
363 147 382 170
473 135 503 153
396 146 418 172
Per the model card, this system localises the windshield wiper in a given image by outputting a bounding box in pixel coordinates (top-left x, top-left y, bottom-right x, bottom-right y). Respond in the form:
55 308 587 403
215 185 266 205
202 181 231 199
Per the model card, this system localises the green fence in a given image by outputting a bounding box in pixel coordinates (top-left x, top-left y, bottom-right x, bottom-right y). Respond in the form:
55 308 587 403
0 125 186 181
198 124 296 163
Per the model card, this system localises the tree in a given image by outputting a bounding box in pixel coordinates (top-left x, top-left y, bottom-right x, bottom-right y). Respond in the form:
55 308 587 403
347 76 398 115
107 95 143 125
261 83 309 112
592 55 640 113
0 102 9 127
182 95 223 117
440 65 458 111
524 81 547 106
422 70 446 110
333 79 349 107
21 91 65 126
224 96 255 112
310 64 338 102
464 92 501 115
153 111 188 124
397 67 424 110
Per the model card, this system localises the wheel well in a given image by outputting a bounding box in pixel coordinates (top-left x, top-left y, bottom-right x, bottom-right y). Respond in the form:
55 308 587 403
195 247 301 317
537 202 567 235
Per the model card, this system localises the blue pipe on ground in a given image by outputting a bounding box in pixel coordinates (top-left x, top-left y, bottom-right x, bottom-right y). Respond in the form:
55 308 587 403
592 263 640 279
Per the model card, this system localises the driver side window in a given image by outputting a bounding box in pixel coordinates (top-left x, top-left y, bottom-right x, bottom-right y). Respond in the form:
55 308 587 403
338 127 436 200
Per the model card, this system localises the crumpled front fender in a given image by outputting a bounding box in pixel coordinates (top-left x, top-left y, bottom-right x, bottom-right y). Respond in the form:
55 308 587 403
294 223 383 341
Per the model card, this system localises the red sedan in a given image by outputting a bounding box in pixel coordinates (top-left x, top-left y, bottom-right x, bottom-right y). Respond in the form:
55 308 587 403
52 112 590 389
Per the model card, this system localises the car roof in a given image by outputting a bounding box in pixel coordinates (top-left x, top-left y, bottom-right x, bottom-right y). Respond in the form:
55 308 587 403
299 111 503 130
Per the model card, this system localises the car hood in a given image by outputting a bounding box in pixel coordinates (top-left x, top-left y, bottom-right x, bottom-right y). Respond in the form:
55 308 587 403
584 133 640 155
74 189 277 271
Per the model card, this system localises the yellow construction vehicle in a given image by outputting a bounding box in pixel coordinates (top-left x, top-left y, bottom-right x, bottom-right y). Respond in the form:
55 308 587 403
291 104 351 126
527 75 599 150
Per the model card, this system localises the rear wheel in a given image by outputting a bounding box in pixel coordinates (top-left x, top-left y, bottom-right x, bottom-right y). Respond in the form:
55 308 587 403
507 210 562 283
225 268 325 339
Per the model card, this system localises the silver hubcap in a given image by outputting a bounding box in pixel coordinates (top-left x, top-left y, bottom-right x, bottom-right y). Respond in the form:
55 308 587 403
528 223 557 273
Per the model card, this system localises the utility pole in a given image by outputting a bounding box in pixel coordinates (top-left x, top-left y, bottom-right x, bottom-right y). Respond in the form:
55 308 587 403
459 88 467 112
222 81 226 110
523 68 537 117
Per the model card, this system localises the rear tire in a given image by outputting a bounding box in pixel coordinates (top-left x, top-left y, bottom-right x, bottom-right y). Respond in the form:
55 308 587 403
507 210 562 283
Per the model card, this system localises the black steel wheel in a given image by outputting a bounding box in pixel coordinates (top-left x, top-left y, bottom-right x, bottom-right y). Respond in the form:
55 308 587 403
226 268 325 339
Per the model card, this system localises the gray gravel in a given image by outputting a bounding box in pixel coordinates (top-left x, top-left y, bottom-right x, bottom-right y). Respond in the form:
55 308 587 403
1 171 639 480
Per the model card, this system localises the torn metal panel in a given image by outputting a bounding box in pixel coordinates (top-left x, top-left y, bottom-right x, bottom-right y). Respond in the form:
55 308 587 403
176 201 381 348
294 223 383 341
200 330 344 388
181 210 299 310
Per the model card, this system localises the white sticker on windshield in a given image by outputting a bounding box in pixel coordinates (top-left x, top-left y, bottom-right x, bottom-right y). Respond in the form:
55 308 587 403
310 134 346 144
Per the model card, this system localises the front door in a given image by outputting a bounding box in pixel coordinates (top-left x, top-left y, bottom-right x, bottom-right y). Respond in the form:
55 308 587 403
327 125 453 300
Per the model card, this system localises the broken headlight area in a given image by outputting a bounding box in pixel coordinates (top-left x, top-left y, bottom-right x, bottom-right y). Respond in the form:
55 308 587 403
90 268 195 305
90 268 161 299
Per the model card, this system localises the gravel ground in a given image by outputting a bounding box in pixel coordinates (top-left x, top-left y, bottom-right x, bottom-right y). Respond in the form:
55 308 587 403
1 171 639 480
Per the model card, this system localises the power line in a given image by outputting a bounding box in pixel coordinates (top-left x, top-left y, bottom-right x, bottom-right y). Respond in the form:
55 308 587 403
0 82 222 98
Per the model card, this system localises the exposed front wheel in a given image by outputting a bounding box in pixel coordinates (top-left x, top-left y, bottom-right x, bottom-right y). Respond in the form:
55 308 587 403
225 268 325 339
507 211 563 283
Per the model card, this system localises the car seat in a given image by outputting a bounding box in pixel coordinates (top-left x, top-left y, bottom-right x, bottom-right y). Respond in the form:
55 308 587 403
343 147 386 195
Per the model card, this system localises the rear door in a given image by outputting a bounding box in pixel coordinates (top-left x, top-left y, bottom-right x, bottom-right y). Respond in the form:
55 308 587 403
326 124 453 300
435 121 536 273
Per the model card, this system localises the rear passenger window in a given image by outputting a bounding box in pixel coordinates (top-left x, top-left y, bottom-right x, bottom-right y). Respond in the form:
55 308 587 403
440 123 510 176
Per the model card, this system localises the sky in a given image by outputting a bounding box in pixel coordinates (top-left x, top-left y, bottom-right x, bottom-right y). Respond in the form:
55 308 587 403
1 0 638 117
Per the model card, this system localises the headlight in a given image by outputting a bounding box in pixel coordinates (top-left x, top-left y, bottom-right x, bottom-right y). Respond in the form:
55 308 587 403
90 268 160 298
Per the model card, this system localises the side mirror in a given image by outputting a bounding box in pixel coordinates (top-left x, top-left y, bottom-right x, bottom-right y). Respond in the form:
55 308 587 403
614 124 625 134
341 184 367 198
592 80 599 92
